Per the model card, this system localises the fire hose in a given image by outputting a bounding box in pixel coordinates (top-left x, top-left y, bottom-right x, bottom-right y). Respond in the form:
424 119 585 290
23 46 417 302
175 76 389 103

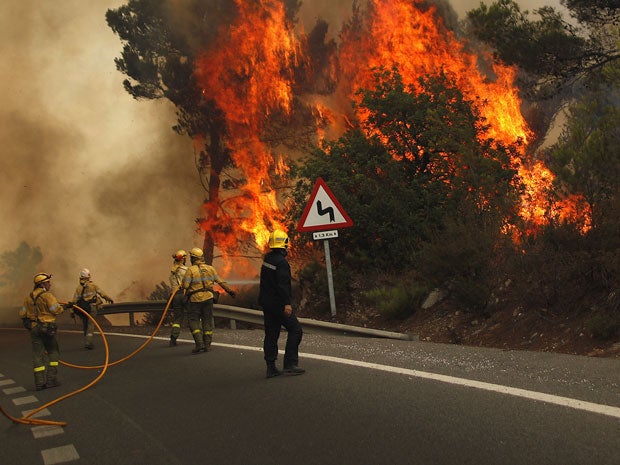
0 286 178 427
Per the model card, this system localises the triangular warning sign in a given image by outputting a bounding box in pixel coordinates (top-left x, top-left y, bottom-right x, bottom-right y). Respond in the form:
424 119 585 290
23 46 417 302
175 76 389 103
297 178 354 232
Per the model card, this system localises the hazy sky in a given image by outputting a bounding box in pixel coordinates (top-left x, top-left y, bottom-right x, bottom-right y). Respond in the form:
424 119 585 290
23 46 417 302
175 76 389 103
0 0 203 304
0 0 566 307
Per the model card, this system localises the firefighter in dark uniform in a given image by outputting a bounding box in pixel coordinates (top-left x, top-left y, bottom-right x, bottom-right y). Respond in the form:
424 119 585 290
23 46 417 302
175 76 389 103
259 230 305 378
19 273 66 390
182 247 236 354
168 249 188 347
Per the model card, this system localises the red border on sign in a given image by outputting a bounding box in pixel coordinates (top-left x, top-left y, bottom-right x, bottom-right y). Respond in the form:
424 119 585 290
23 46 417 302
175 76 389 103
297 178 354 232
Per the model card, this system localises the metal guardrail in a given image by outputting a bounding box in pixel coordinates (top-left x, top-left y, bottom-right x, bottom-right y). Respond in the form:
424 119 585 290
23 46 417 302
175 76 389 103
100 301 417 341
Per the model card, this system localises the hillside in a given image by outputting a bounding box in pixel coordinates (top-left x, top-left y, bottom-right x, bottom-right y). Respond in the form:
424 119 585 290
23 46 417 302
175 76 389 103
314 293 620 358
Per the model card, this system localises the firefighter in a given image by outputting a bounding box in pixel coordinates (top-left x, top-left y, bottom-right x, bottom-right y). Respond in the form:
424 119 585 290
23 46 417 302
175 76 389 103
182 247 236 354
19 273 66 390
168 249 188 347
259 230 304 378
70 268 114 350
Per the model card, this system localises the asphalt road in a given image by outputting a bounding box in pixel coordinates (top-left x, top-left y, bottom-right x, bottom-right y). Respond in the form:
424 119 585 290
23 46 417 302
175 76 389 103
1 327 619 465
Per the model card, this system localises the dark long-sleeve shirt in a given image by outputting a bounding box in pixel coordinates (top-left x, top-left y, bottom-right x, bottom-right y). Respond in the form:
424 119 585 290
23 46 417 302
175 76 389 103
258 249 291 311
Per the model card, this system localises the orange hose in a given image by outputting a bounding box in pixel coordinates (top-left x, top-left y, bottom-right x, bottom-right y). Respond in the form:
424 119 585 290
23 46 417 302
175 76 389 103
60 286 177 370
0 286 179 427
1 306 110 427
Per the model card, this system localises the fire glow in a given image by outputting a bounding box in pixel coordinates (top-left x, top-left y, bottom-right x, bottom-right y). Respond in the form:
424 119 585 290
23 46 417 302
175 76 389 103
193 0 591 257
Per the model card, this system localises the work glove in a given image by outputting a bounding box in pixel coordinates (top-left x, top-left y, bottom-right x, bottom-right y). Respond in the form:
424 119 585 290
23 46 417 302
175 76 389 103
106 298 114 304
21 318 32 331
227 289 236 298
64 301 74 310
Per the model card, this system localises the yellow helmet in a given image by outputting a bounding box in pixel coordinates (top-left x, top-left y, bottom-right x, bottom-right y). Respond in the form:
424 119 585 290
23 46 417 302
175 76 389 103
33 273 52 285
268 230 289 249
172 249 187 261
189 247 204 259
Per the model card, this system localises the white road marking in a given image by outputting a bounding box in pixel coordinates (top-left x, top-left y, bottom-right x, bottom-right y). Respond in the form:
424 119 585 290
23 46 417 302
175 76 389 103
0 378 15 386
303 352 620 420
12 395 38 406
32 424 65 439
22 407 51 418
41 445 79 465
107 333 620 420
3 386 26 395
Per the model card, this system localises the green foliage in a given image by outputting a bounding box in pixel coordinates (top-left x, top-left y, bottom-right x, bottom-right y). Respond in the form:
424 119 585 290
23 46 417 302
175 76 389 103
148 281 172 300
106 1 241 262
362 283 427 320
289 68 520 273
416 205 510 313
585 310 620 341
298 260 353 315
537 60 619 325
467 0 619 98
141 281 172 326
0 242 43 295
507 218 619 320
547 59 620 216
563 0 620 26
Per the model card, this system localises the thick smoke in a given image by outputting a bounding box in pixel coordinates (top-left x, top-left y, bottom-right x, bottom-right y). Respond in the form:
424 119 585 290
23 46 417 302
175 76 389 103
0 0 203 321
0 0 565 324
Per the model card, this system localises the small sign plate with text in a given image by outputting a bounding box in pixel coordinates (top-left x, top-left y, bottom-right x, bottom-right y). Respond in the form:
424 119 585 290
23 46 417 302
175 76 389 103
313 230 339 240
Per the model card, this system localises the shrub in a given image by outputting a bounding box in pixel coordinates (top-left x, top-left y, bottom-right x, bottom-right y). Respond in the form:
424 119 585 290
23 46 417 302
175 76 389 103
141 281 173 326
585 310 620 341
362 283 427 320
415 208 509 314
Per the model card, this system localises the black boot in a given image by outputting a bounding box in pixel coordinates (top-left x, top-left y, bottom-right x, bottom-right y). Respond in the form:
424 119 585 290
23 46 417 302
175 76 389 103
283 365 305 375
169 336 177 347
191 331 204 354
35 372 46 391
45 379 61 389
266 364 282 378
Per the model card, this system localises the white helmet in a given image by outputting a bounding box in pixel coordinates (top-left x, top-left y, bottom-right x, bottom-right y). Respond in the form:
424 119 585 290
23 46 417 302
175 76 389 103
79 268 91 279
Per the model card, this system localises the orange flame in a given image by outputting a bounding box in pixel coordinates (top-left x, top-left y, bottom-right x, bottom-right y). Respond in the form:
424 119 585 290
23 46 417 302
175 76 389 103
336 0 590 234
193 0 590 262
194 0 299 253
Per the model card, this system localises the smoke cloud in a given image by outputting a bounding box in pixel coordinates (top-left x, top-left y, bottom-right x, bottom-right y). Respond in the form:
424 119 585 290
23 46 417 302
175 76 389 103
0 0 203 318
0 0 565 323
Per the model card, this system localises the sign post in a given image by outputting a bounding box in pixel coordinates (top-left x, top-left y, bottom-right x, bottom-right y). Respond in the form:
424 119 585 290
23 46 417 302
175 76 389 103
297 178 353 316
323 239 336 316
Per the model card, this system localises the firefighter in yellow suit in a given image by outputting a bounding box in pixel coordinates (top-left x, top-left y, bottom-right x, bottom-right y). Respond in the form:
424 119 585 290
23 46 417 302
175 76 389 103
71 268 114 349
168 250 188 347
182 247 236 354
19 273 66 391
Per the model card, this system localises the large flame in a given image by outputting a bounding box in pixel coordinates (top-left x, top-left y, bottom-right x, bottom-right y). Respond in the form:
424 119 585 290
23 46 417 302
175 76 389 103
194 0 299 252
336 0 590 234
193 0 591 261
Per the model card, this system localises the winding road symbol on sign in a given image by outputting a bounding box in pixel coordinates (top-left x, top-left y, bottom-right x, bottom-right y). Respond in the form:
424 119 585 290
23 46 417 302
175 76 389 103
316 200 335 223
297 178 354 232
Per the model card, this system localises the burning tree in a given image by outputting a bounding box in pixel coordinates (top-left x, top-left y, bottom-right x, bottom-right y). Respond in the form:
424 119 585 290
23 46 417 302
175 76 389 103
106 0 312 265
107 0 593 271
291 68 521 265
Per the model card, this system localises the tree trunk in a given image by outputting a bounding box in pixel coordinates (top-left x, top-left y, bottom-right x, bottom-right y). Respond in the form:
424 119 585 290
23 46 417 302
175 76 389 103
201 132 226 266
